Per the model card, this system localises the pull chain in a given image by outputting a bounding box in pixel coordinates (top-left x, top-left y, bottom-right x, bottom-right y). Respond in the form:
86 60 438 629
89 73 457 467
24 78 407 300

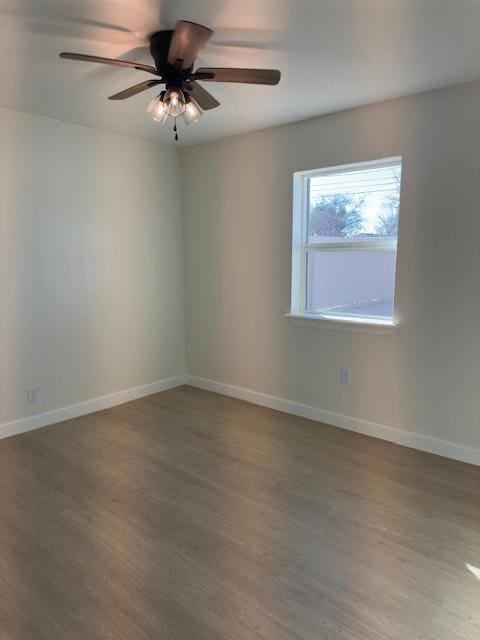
173 118 179 142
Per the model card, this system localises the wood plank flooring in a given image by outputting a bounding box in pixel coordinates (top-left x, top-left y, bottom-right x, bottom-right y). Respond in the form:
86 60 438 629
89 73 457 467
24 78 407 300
0 385 479 639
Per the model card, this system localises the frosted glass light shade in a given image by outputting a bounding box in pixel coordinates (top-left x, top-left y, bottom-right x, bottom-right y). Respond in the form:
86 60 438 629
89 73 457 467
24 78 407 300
182 97 203 125
147 95 168 123
164 88 186 117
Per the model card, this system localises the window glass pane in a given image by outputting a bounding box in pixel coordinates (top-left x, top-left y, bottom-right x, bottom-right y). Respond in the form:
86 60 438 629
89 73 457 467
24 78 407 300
306 250 396 319
307 164 401 244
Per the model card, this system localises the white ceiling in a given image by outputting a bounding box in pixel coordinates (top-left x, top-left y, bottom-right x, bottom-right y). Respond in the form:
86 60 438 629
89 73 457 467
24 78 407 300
0 0 479 146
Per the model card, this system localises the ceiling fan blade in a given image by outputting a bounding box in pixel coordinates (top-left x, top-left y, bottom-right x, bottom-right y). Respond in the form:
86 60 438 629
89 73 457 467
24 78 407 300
167 21 213 69
195 67 281 85
188 81 220 110
60 52 157 75
108 79 163 100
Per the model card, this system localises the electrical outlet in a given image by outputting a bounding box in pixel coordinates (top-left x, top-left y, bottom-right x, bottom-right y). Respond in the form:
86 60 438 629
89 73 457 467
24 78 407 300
339 368 352 384
27 386 40 403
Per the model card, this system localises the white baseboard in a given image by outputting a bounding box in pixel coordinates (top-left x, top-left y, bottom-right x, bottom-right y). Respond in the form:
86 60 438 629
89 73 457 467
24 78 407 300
3 372 478 467
187 375 480 466
0 375 187 441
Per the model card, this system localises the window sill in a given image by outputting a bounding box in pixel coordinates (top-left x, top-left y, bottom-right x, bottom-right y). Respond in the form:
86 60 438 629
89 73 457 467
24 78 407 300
285 313 398 335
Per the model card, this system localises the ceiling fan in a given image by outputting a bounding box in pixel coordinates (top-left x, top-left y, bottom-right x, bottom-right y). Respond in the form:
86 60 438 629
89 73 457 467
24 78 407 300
60 20 281 140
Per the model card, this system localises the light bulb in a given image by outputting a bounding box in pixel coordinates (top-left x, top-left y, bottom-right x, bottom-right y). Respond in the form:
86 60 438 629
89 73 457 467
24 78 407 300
146 94 168 123
182 97 203 125
164 88 186 117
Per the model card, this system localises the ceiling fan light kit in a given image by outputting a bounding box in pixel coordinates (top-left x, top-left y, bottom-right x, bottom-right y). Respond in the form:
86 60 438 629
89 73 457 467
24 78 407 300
60 20 281 141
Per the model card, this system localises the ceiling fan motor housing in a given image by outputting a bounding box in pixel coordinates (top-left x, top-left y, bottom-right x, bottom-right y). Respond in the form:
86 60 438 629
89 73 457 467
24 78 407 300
150 30 194 92
149 31 175 74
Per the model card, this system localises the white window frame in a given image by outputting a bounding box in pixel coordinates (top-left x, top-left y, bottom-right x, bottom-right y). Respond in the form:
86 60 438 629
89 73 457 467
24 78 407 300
288 157 401 332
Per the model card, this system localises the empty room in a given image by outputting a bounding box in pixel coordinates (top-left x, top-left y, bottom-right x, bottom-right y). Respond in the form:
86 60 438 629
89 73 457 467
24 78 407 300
0 1 479 638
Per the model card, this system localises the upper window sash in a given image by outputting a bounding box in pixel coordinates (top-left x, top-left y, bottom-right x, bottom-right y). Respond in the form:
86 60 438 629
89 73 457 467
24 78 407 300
298 158 401 252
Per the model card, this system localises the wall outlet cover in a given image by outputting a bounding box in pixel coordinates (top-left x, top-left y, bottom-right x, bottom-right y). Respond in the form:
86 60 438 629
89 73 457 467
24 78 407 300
27 386 40 403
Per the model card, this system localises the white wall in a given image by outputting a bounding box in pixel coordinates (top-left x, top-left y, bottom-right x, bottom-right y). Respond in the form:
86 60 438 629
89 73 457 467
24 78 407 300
2 82 479 459
181 81 480 453
0 108 186 425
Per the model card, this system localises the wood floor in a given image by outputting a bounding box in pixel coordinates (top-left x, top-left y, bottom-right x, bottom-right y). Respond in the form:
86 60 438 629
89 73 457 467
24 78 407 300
0 386 479 639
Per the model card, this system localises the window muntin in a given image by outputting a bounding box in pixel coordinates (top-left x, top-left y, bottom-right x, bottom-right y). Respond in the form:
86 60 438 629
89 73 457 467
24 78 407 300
292 158 401 323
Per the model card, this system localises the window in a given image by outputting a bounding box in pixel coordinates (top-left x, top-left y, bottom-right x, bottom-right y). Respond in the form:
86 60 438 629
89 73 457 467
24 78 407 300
290 157 402 326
